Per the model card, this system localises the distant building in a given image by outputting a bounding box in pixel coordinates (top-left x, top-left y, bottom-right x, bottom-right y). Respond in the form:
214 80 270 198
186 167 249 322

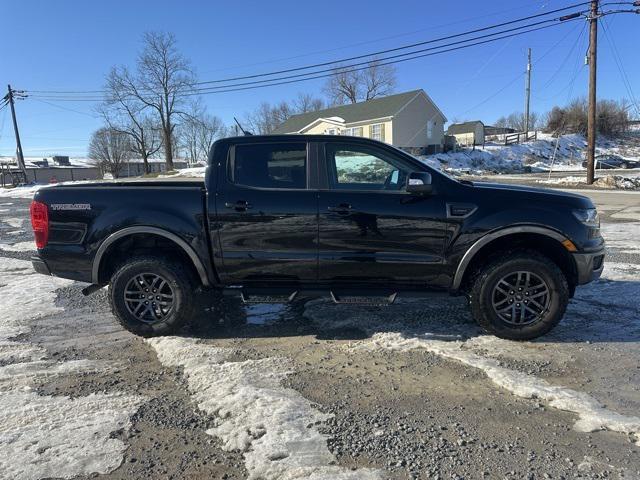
446 121 485 147
484 126 517 136
272 89 447 154
118 159 189 177
52 155 71 166
0 156 101 186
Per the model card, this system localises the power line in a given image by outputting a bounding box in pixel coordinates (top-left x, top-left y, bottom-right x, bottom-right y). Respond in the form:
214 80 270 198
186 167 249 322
196 1 574 76
600 16 640 116
27 18 581 103
538 21 586 90
191 2 591 87
25 2 591 98
180 19 568 95
31 98 99 117
461 16 586 115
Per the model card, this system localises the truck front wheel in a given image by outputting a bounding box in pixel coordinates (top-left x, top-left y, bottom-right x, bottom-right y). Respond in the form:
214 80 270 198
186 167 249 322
109 257 195 337
470 251 569 340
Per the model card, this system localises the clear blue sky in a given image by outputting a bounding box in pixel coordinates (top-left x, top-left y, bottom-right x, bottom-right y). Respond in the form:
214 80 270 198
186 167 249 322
1 0 638 157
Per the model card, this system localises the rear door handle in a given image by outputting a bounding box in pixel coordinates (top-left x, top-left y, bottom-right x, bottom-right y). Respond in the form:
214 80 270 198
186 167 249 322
225 200 252 212
328 203 353 215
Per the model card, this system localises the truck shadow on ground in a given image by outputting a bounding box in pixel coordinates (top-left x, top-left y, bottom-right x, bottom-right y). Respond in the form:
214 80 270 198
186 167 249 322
183 279 640 345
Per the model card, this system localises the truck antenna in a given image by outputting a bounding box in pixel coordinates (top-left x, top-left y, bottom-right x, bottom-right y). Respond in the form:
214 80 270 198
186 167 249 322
233 117 252 136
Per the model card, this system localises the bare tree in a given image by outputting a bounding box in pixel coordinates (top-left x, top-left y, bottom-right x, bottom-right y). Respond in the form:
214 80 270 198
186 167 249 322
245 101 292 135
98 67 161 174
179 103 227 164
292 92 325 113
244 93 325 134
544 98 630 136
88 127 132 179
323 60 396 105
107 32 195 171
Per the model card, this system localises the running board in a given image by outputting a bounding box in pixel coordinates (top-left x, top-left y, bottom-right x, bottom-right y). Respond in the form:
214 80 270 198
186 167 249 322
240 291 298 304
330 291 398 306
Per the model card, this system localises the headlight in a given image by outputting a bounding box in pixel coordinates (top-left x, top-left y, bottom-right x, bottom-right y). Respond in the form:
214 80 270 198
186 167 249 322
572 208 600 227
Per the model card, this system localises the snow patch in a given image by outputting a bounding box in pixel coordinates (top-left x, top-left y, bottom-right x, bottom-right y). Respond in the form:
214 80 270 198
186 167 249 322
304 260 640 447
0 181 95 199
2 217 24 228
147 336 381 480
0 391 143 480
160 166 207 178
360 331 640 445
0 258 145 479
0 241 35 252
601 223 640 254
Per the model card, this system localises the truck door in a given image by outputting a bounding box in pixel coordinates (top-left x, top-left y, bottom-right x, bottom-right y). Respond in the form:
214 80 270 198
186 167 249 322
317 141 450 286
213 140 318 284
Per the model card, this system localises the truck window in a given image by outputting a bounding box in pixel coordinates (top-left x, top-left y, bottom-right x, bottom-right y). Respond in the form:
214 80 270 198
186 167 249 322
231 143 307 189
326 143 410 191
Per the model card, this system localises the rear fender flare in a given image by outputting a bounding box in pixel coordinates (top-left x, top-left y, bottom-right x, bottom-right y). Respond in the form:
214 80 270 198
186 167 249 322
91 226 210 286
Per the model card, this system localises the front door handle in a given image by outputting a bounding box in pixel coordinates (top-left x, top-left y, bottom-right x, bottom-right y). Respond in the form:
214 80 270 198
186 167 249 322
328 203 353 215
225 200 252 212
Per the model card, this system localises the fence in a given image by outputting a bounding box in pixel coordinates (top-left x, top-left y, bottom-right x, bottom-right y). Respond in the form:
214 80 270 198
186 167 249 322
503 131 538 145
0 167 102 187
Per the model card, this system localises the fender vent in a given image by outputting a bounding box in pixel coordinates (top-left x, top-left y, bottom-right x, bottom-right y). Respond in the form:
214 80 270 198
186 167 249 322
447 203 477 218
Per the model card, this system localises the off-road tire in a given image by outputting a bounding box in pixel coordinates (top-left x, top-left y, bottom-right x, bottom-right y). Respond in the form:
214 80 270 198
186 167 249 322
109 256 195 337
470 250 569 340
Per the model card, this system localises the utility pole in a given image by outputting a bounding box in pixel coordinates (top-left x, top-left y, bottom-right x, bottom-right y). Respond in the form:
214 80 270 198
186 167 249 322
586 0 599 185
524 48 532 136
6 85 27 178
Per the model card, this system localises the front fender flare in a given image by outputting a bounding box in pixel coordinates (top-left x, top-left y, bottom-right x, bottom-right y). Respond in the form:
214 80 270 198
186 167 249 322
451 225 570 291
91 226 210 286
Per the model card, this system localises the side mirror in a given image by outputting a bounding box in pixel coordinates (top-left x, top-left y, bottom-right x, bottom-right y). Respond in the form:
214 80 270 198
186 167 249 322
406 171 433 194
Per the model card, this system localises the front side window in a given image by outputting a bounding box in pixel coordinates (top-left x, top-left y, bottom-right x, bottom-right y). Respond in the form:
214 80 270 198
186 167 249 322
326 143 410 191
231 143 306 189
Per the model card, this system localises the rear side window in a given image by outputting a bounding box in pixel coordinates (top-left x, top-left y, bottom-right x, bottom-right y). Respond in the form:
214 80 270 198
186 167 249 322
231 143 307 189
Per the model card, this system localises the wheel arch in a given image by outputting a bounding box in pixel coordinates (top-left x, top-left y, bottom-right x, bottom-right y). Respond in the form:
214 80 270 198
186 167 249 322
452 226 577 293
92 226 210 287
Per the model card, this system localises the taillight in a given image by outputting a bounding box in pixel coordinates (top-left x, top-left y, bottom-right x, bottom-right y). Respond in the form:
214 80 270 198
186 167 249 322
30 200 49 249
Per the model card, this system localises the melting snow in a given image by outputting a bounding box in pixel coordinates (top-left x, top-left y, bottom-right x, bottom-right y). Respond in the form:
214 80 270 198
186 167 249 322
305 259 640 447
601 223 640 254
147 336 381 480
2 217 24 228
0 241 35 252
361 331 640 445
0 258 145 479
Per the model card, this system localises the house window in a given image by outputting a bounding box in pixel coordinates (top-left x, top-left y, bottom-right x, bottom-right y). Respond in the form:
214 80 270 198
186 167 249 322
342 127 363 137
369 123 385 142
427 120 434 139
326 128 338 135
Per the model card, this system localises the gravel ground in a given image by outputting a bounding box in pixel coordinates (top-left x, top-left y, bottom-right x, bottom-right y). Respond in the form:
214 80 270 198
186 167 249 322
0 188 639 480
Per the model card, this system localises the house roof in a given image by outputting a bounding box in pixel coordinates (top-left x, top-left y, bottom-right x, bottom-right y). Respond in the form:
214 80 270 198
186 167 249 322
446 121 485 135
272 89 444 134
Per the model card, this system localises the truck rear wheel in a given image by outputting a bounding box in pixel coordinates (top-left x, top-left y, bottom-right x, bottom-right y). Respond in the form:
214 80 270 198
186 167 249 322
109 256 195 337
469 251 569 340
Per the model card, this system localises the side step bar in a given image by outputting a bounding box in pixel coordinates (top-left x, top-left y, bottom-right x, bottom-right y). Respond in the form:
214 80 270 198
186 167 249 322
240 291 298 304
223 286 447 305
330 291 398 306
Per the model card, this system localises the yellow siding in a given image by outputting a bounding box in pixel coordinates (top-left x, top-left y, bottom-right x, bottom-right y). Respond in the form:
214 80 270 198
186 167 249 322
300 119 393 144
452 132 475 146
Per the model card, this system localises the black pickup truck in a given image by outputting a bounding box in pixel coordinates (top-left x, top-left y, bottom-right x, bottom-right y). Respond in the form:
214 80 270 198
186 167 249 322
30 135 605 340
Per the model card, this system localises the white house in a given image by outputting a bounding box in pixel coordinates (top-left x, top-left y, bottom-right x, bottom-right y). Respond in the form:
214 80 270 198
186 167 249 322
272 89 448 154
